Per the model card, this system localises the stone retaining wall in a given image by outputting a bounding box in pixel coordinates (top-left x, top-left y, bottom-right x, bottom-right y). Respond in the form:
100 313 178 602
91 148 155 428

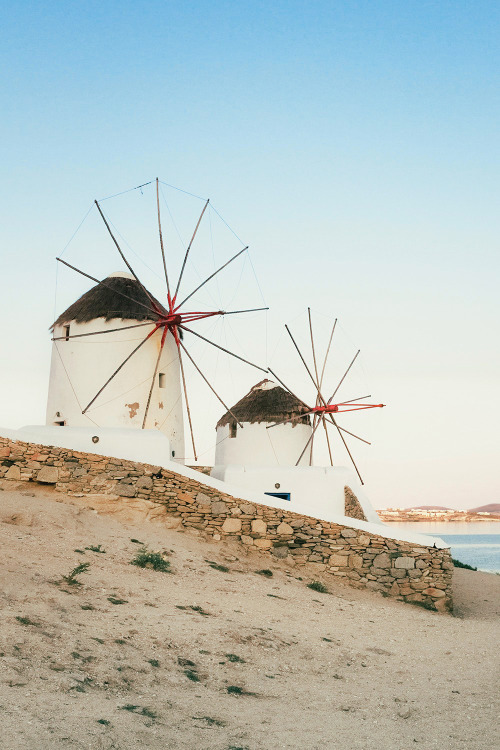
0 436 453 611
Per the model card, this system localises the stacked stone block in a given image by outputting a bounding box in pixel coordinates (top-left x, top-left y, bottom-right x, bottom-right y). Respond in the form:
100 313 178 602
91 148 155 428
344 485 367 521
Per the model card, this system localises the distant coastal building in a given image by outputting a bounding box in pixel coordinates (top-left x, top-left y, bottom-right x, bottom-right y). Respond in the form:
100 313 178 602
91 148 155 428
378 507 499 522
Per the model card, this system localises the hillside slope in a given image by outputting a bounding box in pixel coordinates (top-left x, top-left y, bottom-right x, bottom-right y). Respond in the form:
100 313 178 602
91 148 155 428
469 503 500 513
1 483 498 750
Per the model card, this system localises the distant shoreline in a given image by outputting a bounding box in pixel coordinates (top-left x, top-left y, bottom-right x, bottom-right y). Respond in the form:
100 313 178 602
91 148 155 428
378 514 500 523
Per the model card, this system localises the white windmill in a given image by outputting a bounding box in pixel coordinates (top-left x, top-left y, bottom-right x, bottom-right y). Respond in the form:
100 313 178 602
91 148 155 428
212 310 384 522
44 179 267 464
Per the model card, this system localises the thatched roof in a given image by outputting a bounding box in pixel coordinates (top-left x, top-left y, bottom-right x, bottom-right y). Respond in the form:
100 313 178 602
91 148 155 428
52 273 167 327
217 379 311 428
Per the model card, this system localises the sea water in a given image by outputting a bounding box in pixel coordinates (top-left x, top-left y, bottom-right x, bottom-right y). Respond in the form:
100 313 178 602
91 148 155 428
388 521 500 574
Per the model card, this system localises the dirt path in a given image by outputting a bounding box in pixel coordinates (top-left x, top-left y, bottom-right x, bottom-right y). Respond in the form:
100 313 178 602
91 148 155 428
1 484 498 750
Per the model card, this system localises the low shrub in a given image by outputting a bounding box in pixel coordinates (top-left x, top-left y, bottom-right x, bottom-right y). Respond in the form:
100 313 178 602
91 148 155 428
16 615 39 627
206 560 230 572
307 581 329 594
452 558 477 571
226 653 245 663
62 562 90 586
131 549 171 573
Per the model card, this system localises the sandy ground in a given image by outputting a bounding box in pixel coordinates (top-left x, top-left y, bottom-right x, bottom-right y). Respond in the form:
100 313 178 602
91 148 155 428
0 482 499 750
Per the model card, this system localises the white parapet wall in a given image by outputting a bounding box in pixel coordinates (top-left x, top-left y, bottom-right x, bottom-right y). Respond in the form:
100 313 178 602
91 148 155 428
210 464 381 524
0 425 448 550
13 426 173 468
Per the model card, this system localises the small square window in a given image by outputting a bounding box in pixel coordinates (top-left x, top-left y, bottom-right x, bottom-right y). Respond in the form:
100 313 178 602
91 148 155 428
158 373 166 388
229 422 237 438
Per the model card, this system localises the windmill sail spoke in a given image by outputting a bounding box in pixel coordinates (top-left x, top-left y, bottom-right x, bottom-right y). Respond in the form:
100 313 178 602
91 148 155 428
331 417 364 485
174 333 197 461
307 308 320 389
338 425 371 445
56 257 101 285
327 350 360 404
156 177 171 299
94 200 159 311
180 325 267 373
322 416 334 466
285 324 327 406
56 258 159 316
177 247 248 309
309 413 319 465
142 327 168 429
295 417 322 467
174 198 210 300
337 394 371 405
178 339 244 429
319 318 337 390
306 310 323 466
52 322 155 341
220 307 269 316
324 416 371 445
82 325 160 414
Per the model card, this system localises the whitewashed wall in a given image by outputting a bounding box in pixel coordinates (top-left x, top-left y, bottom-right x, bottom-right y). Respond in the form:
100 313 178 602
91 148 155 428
46 317 185 461
210 464 381 523
214 421 312 467
16 425 172 467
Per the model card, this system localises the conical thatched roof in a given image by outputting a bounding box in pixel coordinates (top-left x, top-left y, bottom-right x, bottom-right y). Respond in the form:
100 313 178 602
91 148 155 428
217 379 311 428
52 273 167 328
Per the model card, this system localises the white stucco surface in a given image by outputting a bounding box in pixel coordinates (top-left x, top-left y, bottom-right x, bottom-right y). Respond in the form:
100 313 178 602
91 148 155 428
46 316 184 460
215 421 313 466
210 464 381 524
14 426 172 467
0 426 448 550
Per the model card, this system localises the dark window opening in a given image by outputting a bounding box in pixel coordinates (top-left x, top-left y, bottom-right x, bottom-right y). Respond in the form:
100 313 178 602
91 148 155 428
54 420 66 426
159 373 166 388
64 325 70 341
264 491 291 501
229 422 237 438
171 450 175 457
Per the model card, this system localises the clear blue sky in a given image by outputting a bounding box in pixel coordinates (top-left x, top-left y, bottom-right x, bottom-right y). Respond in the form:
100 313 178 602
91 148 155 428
1 1 499 508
